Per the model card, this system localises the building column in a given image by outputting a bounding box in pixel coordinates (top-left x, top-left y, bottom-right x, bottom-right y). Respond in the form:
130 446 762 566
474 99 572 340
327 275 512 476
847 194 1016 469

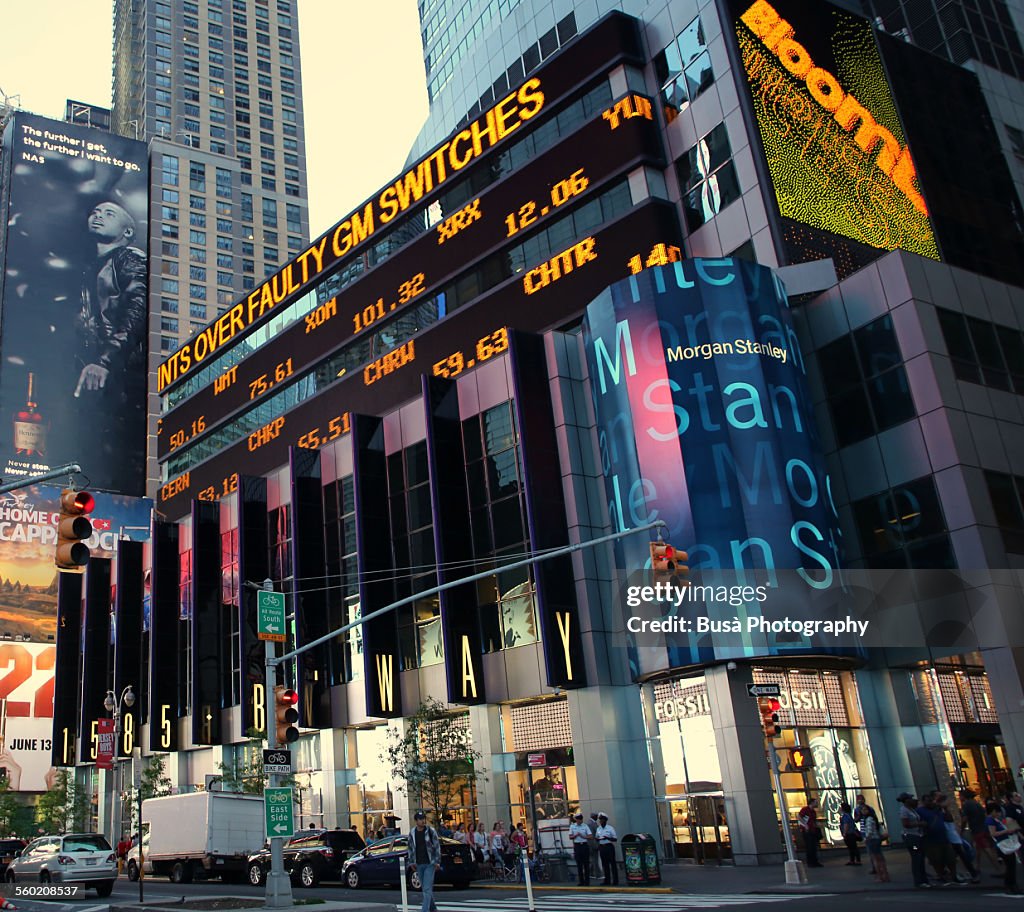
705 665 781 865
318 728 348 828
566 685 659 837
466 703 507 830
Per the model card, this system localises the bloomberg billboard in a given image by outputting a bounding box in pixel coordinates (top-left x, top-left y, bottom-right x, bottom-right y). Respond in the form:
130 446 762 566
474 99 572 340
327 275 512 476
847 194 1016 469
0 113 149 495
729 0 939 263
584 259 843 673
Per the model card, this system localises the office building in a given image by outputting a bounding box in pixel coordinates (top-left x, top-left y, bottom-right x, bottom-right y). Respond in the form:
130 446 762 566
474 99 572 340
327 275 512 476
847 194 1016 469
54 0 1024 866
111 0 311 359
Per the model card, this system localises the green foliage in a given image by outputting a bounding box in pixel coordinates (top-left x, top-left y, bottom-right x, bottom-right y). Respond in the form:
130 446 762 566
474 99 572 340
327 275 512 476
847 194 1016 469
139 755 173 801
216 728 294 795
0 776 20 835
381 698 485 824
35 770 90 834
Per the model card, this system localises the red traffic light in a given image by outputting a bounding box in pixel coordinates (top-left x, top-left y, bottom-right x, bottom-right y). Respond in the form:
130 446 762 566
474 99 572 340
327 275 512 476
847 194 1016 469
55 488 95 572
274 686 300 744
758 697 782 738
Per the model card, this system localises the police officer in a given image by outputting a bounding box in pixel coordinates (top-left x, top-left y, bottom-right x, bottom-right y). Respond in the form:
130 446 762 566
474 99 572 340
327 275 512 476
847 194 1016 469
588 812 601 879
569 812 591 886
596 812 619 885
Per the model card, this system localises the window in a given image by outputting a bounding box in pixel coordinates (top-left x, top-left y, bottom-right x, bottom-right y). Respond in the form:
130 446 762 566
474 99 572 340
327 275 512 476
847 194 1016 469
161 224 179 239
654 15 714 123
161 297 178 314
162 188 179 204
190 230 207 245
217 253 234 268
262 199 278 227
190 195 206 211
161 336 179 353
678 123 741 231
161 205 179 221
189 303 207 320
216 168 232 199
162 278 179 294
852 477 955 569
190 247 207 264
936 308 1024 393
189 212 207 228
286 204 302 234
217 271 233 286
161 316 179 333
985 471 1024 554
818 315 916 448
190 164 206 192
162 241 179 258
190 284 207 300
190 266 207 282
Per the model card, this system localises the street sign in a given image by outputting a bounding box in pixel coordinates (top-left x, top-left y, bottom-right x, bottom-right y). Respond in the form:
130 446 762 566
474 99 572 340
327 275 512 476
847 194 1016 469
264 786 294 839
746 683 782 697
257 590 286 642
263 749 292 775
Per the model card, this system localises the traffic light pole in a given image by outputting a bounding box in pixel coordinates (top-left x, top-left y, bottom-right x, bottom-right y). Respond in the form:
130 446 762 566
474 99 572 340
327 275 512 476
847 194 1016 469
263 580 293 910
0 462 81 494
768 742 807 885
262 519 667 668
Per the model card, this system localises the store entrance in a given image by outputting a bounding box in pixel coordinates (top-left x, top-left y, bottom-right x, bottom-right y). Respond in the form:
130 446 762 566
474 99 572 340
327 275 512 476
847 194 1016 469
955 739 1013 799
667 795 731 863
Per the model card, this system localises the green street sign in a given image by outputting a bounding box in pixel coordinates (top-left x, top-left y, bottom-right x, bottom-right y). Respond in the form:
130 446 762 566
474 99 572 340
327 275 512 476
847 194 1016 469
265 787 294 839
257 590 286 642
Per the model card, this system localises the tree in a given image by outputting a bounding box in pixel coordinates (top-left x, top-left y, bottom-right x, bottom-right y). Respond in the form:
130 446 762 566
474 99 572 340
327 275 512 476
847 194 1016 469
0 776 19 835
139 755 172 801
216 729 294 795
381 698 485 825
35 770 90 834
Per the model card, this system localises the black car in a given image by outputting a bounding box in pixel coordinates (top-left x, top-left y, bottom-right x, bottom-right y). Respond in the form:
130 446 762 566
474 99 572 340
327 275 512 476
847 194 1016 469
247 829 366 887
0 840 25 877
340 835 476 890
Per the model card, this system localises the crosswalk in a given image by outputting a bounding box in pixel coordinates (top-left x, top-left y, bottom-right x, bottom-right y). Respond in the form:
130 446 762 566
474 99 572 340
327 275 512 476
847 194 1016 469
437 893 825 911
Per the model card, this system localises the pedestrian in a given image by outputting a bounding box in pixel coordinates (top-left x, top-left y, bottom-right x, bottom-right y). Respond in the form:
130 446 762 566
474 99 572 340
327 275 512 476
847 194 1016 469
797 798 822 868
569 812 591 886
510 822 528 882
986 800 1022 895
471 821 488 865
839 802 862 865
453 822 468 844
917 791 958 884
898 792 929 888
595 812 618 885
407 810 441 912
936 792 979 883
961 789 1001 874
588 812 601 880
859 805 889 882
491 821 511 871
853 795 876 873
1004 791 1024 830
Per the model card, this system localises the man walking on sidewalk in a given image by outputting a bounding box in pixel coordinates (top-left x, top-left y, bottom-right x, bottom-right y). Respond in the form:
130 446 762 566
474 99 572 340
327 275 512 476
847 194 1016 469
798 798 823 867
898 792 930 888
407 811 441 912
569 812 591 886
596 812 619 886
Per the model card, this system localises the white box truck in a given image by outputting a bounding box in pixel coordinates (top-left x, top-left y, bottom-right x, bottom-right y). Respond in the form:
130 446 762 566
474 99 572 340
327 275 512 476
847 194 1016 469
128 792 265 884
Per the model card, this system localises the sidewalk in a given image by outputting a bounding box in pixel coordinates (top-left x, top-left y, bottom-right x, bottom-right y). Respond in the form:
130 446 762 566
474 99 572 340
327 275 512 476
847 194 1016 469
482 848 1008 895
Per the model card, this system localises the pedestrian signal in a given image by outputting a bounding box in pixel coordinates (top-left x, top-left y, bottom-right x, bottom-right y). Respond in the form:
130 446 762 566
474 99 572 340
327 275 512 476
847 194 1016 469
788 745 815 771
649 542 689 583
55 489 95 572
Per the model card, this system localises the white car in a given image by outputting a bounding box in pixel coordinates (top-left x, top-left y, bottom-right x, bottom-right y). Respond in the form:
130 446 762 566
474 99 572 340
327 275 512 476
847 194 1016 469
5 833 117 896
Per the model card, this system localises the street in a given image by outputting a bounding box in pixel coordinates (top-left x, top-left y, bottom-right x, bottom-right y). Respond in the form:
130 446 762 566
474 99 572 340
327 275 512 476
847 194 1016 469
6 875 1024 912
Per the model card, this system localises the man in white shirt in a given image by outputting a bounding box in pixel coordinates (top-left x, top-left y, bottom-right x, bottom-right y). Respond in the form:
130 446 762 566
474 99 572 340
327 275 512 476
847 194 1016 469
568 812 591 886
595 812 618 885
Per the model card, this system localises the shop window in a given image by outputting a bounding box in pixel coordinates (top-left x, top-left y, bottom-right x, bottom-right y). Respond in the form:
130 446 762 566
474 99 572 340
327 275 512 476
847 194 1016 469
653 15 714 124
677 123 741 232
818 314 916 448
851 476 955 569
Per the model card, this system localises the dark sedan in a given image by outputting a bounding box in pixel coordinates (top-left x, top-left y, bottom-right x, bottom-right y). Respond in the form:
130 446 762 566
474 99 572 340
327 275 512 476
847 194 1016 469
247 829 366 887
341 835 476 890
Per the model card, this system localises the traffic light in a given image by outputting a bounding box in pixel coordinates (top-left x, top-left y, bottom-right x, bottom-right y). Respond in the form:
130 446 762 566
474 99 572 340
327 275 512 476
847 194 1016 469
274 685 299 744
649 542 689 583
55 489 95 572
758 697 782 738
788 745 815 771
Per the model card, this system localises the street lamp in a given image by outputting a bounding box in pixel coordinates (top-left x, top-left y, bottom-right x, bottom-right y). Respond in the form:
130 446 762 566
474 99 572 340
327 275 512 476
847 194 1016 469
104 687 135 846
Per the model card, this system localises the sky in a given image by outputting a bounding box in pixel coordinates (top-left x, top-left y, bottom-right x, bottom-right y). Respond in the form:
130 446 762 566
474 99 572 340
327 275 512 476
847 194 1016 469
0 0 430 238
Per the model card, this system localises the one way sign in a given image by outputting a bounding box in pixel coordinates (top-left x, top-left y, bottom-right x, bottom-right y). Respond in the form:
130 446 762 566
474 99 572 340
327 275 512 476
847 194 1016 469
746 683 782 697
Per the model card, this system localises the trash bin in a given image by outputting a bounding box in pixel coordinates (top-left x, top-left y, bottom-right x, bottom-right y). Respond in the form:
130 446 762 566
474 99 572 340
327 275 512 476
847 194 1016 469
622 833 661 885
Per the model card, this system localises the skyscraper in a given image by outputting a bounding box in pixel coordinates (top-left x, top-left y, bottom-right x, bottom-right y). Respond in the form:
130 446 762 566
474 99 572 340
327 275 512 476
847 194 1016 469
111 0 310 360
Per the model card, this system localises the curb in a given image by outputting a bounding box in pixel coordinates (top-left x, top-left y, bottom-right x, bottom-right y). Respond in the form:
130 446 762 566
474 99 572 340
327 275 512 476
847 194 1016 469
475 883 674 894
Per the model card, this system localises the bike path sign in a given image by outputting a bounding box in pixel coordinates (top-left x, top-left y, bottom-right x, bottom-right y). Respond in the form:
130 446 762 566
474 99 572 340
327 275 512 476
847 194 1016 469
258 590 286 642
265 786 294 839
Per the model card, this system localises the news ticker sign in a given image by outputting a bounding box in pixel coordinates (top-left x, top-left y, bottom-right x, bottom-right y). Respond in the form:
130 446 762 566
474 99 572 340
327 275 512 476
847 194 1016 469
156 202 683 521
157 15 643 396
157 101 664 460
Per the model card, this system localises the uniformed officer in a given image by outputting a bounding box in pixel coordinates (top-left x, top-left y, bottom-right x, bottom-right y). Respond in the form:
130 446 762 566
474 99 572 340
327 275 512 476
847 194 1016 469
568 812 591 886
595 812 619 885
588 812 601 879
